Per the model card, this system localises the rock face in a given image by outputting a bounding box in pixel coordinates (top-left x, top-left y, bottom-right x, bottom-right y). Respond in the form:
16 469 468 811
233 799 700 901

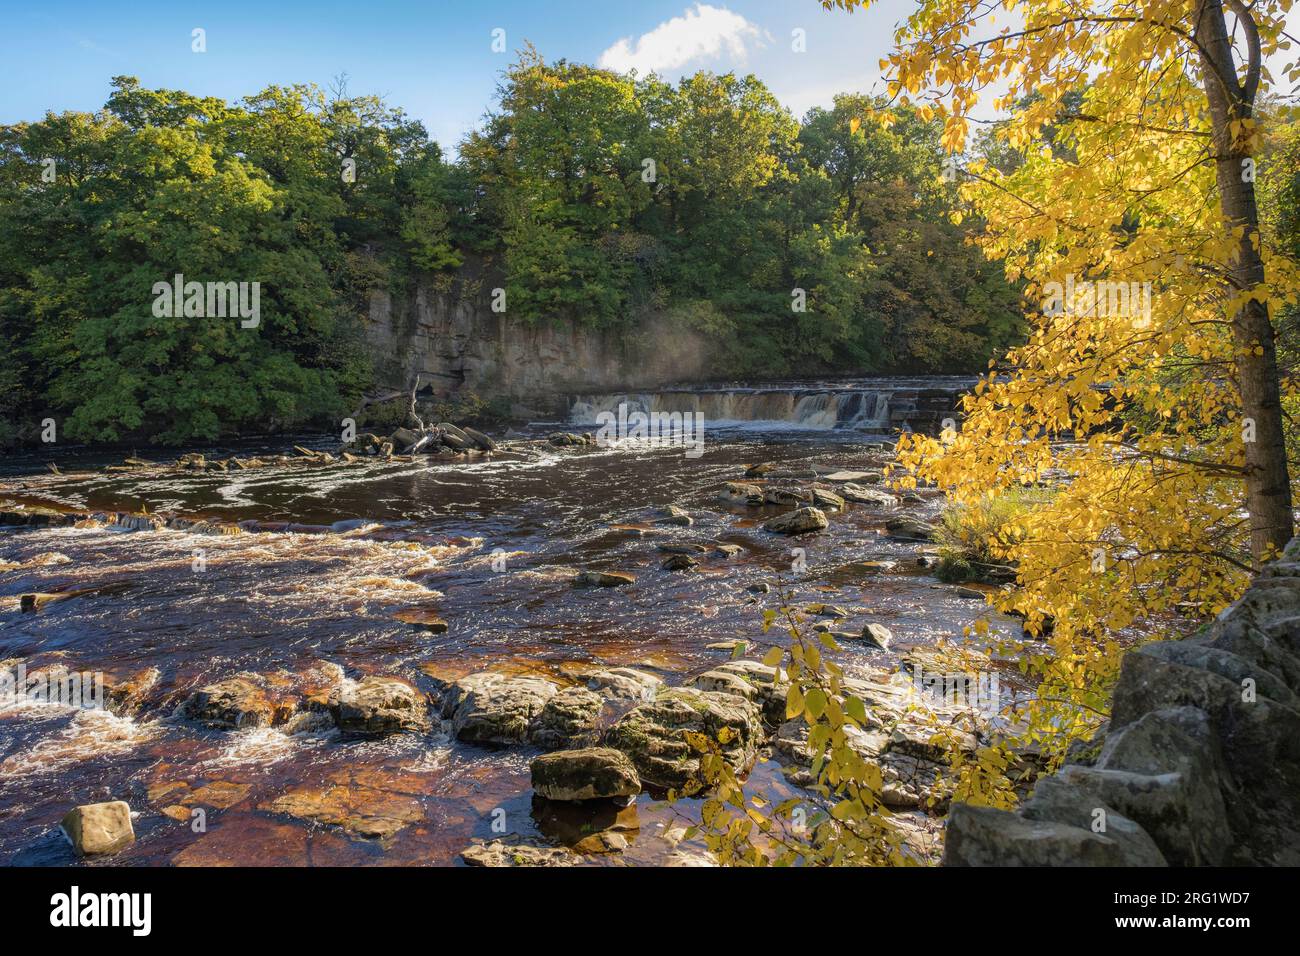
335 677 429 735
366 281 718 417
61 801 135 856
763 506 829 535
944 537 1300 866
530 747 641 801
606 687 763 791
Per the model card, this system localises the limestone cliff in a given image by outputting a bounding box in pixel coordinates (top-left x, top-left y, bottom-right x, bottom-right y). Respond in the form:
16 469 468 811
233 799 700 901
364 280 716 417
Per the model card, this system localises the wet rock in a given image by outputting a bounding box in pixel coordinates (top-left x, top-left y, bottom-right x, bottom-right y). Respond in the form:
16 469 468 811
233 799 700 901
548 432 589 447
763 507 829 535
388 427 422 451
573 570 635 588
840 483 896 507
763 487 810 506
654 504 693 527
884 516 937 541
719 482 762 505
461 426 498 451
532 797 640 853
661 554 698 572
744 463 775 478
748 582 771 594
859 623 893 651
60 801 135 856
810 488 846 511
528 687 605 750
531 747 641 801
335 676 428 735
823 470 883 483
715 543 744 557
585 667 662 702
607 687 764 791
262 784 423 840
179 677 282 730
443 673 558 745
461 839 576 867
806 603 848 618
103 667 161 717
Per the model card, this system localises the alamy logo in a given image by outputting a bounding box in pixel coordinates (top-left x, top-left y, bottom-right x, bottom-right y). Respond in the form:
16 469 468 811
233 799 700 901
0 663 104 710
1041 274 1152 326
50 886 151 936
594 402 705 459
152 273 260 328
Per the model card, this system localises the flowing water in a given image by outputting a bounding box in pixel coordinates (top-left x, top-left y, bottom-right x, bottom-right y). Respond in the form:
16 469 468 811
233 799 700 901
0 378 1021 866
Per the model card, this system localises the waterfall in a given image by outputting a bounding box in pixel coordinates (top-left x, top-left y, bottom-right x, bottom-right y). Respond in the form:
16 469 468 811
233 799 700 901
568 378 973 435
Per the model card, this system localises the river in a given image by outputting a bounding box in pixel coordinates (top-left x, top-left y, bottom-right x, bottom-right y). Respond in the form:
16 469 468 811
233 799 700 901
0 378 1023 866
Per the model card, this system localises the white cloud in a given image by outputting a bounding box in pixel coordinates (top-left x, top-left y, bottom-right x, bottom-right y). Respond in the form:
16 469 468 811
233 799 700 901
598 4 766 75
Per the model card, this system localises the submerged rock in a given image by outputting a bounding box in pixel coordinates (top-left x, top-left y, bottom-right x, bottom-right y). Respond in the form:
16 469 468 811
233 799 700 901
60 801 135 856
763 507 828 535
530 747 641 801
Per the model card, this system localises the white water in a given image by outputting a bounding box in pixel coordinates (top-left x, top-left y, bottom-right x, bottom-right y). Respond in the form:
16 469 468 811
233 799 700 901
569 380 971 432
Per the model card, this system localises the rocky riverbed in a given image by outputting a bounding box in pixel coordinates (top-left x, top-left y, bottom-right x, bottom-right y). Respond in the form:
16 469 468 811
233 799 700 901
0 424 1028 866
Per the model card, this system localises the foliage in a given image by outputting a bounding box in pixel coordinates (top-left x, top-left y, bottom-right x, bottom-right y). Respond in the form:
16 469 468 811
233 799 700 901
933 487 1053 583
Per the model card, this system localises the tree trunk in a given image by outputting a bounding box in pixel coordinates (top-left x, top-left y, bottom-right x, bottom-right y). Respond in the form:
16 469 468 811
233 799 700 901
1196 0 1295 564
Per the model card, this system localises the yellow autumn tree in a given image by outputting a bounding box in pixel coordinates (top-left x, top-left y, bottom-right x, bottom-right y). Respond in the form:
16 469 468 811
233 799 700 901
821 0 1299 763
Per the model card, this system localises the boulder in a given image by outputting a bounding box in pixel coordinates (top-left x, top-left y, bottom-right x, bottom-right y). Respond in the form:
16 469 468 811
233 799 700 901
859 623 893 651
60 801 135 856
763 507 829 535
719 482 762 505
884 516 937 541
531 747 641 801
763 487 810 506
335 676 429 735
461 426 498 451
942 802 1168 866
840 483 896 507
810 488 846 511
528 687 605 750
573 570 635 588
661 554 698 572
178 677 281 729
607 687 763 791
654 505 693 527
442 673 558 745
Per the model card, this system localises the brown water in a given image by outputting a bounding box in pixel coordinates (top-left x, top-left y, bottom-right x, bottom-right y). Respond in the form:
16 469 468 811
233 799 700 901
0 424 1020 866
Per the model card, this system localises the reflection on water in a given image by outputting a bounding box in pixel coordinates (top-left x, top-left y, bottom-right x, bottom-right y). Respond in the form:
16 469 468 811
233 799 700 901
0 421 1016 866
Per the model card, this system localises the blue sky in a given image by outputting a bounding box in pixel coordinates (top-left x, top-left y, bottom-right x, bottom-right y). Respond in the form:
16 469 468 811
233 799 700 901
0 0 913 152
